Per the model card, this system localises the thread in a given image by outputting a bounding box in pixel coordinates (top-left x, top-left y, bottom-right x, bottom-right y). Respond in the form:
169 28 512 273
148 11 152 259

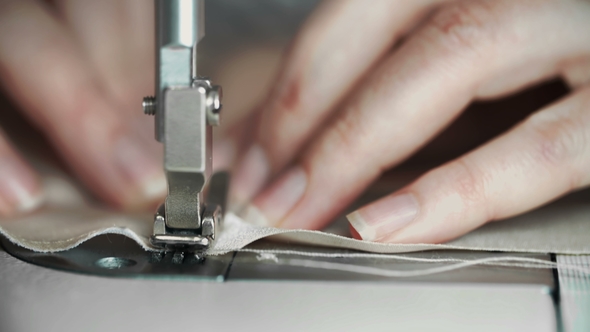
244 248 590 278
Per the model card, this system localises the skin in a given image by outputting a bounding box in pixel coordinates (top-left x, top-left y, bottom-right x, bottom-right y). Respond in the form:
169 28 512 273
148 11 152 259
0 0 163 213
1 0 590 245
229 0 590 243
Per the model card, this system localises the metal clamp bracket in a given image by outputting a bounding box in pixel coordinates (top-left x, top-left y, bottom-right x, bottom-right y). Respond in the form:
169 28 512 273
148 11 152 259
150 202 222 253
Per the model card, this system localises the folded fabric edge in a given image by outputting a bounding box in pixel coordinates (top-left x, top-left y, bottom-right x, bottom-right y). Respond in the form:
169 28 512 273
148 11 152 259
0 226 155 253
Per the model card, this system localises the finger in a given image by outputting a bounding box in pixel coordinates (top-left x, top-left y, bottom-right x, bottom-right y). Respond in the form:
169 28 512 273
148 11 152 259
212 45 286 173
0 0 165 209
54 0 155 110
54 0 158 151
250 0 590 229
230 0 447 206
213 110 260 173
0 130 43 216
349 86 590 243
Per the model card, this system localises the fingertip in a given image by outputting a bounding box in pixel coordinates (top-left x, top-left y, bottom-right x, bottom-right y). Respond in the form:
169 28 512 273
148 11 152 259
346 211 377 241
253 166 308 228
16 190 45 214
348 222 362 240
140 173 167 201
0 157 44 217
108 134 166 211
135 172 166 210
238 204 272 227
346 193 420 242
112 171 166 212
229 144 271 209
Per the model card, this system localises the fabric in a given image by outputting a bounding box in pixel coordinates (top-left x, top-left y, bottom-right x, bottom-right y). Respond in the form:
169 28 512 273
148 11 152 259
2 173 590 256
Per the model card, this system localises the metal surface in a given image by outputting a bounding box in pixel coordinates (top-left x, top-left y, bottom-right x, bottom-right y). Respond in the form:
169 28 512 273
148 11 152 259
146 0 223 251
0 240 558 332
150 233 211 249
162 86 209 229
155 0 204 140
149 172 228 252
0 234 232 280
0 231 554 286
205 84 223 126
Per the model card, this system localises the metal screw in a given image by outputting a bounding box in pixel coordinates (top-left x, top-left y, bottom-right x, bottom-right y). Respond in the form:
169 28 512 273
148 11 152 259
206 86 222 126
142 96 157 115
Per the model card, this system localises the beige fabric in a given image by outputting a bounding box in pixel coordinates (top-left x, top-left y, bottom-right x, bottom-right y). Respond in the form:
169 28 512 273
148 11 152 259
1 173 590 255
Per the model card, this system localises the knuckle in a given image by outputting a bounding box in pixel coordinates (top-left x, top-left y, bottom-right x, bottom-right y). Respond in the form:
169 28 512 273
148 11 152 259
525 108 588 189
449 159 492 219
63 86 99 125
330 109 364 154
425 0 501 53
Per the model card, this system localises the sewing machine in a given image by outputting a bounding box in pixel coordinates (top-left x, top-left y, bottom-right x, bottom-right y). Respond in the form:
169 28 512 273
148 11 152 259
142 0 223 256
0 1 587 331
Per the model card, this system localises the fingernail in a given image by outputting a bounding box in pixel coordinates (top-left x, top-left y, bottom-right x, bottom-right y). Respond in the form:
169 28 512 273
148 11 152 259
141 174 167 202
253 166 307 226
113 135 166 205
0 157 44 216
238 204 271 227
229 144 270 210
347 193 419 241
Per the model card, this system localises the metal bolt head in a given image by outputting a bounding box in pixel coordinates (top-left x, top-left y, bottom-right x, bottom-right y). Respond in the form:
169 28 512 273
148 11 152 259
153 204 166 235
153 216 166 236
194 77 212 88
206 86 222 126
201 204 221 240
201 214 215 239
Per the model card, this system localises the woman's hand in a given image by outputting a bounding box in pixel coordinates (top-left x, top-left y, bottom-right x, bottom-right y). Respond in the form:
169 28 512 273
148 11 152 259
0 0 164 215
228 0 590 243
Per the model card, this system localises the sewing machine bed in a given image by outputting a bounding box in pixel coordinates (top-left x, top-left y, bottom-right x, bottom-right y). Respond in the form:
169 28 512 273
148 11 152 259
0 233 558 332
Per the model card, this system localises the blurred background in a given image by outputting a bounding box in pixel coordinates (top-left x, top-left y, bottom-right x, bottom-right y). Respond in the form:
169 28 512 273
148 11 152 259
0 0 574 209
200 0 570 171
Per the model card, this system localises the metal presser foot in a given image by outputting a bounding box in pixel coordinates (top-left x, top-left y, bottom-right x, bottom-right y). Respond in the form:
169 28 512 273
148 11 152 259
150 170 230 257
147 77 225 256
150 203 221 254
144 0 225 257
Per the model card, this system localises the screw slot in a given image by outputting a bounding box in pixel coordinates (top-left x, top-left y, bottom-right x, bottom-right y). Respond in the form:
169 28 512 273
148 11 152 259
95 257 137 269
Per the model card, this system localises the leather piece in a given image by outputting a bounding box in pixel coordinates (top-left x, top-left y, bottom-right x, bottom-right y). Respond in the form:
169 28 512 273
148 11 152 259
1 172 590 255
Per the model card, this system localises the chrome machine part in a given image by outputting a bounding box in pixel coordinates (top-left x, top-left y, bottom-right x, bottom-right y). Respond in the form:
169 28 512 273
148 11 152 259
144 0 223 252
0 238 559 332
